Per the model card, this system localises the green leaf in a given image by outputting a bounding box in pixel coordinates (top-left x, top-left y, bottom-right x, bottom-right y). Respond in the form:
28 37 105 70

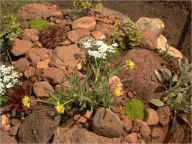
172 74 178 82
150 99 165 107
155 70 164 85
160 68 172 78
170 113 177 133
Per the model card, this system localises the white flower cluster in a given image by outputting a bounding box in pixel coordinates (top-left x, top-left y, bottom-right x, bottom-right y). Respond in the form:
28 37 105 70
78 37 118 59
0 65 19 95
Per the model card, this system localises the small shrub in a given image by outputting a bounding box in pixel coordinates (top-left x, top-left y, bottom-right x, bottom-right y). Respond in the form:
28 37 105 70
0 15 22 61
39 25 68 48
29 16 49 30
124 99 144 121
65 9 83 21
112 20 141 49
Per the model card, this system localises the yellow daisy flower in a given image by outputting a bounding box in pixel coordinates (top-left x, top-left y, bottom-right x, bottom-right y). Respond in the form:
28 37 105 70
22 96 31 108
125 60 135 70
113 88 121 97
55 102 65 114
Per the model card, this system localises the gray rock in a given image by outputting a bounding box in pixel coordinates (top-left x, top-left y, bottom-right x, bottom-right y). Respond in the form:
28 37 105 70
92 107 123 138
0 130 17 144
136 17 165 37
53 125 121 144
18 105 61 143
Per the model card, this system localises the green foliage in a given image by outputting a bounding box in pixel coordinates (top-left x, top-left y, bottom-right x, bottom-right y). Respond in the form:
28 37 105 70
29 16 49 30
152 58 191 132
40 61 124 114
124 99 144 121
112 20 141 49
0 14 22 62
73 0 103 15
65 9 84 21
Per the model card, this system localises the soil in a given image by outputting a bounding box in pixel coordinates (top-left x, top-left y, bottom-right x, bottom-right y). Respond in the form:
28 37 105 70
54 1 191 62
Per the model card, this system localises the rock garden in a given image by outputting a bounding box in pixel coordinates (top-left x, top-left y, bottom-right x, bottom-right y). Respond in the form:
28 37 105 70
0 1 191 144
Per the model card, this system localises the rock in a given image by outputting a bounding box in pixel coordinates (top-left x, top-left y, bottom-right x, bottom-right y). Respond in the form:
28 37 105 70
95 23 113 36
157 35 183 59
92 107 123 138
24 67 35 79
133 119 150 138
18 105 61 143
67 29 90 43
11 38 32 56
136 17 164 37
26 48 53 64
10 123 21 136
168 124 185 143
72 17 96 31
22 29 39 42
156 106 171 126
145 108 159 125
0 115 11 132
14 58 30 73
109 75 123 91
17 3 62 21
51 44 86 68
53 125 121 144
122 116 132 132
43 67 64 84
151 127 163 138
33 81 54 97
36 59 50 69
11 119 20 126
94 6 130 21
123 133 138 143
73 114 87 124
139 30 157 49
91 31 105 40
84 110 92 119
60 39 71 46
110 49 165 103
33 41 42 48
0 130 17 144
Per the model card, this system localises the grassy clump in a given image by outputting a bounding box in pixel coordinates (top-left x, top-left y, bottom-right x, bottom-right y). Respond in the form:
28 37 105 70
124 99 144 121
29 16 49 30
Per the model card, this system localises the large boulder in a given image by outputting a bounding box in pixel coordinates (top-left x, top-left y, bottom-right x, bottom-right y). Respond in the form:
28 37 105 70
53 125 121 144
18 105 61 143
136 17 165 37
111 48 165 103
26 48 53 64
11 38 32 56
67 29 90 43
72 17 96 31
51 44 86 68
17 3 62 21
92 108 123 138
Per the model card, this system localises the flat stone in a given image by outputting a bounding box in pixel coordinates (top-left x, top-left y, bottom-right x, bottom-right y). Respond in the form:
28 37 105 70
67 29 90 43
22 29 39 42
91 31 105 40
11 38 32 56
36 59 50 69
72 17 96 31
51 44 86 68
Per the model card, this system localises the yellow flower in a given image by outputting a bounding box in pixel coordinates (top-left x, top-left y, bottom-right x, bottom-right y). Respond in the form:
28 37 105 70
55 102 65 114
22 96 30 108
113 88 121 97
125 60 135 70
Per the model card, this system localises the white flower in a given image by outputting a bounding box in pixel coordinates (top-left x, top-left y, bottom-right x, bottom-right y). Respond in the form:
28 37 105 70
112 43 118 47
100 35 106 40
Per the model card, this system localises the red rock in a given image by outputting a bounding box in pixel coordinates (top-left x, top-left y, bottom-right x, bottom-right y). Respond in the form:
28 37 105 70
22 29 39 42
84 110 91 119
15 58 30 73
91 31 105 40
67 29 90 43
145 108 159 125
156 106 171 126
11 119 20 126
72 17 96 31
122 116 132 132
11 38 32 56
139 30 157 49
33 81 54 97
37 59 50 69
128 92 134 98
124 133 138 143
